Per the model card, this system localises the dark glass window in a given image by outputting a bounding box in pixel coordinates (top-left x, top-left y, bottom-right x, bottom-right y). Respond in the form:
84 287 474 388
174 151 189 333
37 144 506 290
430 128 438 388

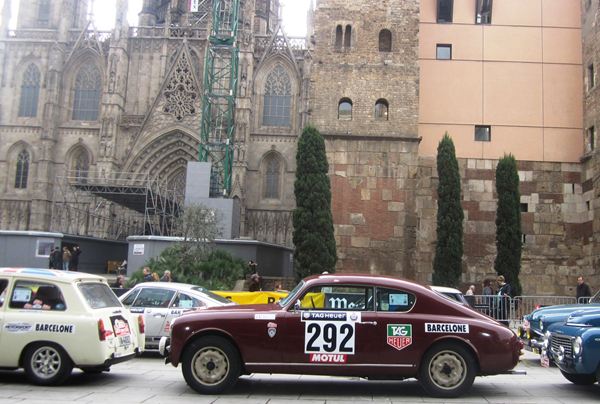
264 154 280 199
588 64 595 91
475 0 493 24
437 0 454 23
374 99 389 120
587 126 595 153
72 64 101 121
475 125 491 142
335 25 343 50
38 0 50 26
18 64 41 117
73 149 89 183
263 65 292 127
15 150 30 189
344 25 352 48
379 29 392 52
436 44 452 60
376 287 416 312
298 285 374 311
338 98 352 120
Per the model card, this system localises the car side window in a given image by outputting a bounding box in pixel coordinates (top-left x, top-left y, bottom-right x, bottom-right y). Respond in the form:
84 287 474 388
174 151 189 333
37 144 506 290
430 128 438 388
376 287 415 312
173 293 204 309
297 285 374 311
9 280 66 311
132 288 175 308
121 289 140 306
0 279 8 307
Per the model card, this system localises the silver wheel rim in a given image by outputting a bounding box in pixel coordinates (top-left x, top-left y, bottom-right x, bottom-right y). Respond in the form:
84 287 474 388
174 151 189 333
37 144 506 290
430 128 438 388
428 350 467 390
191 346 229 386
30 346 62 380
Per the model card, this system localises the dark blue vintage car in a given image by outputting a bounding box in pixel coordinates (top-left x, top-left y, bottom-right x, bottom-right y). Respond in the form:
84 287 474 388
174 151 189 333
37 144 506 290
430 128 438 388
545 309 600 385
517 290 600 355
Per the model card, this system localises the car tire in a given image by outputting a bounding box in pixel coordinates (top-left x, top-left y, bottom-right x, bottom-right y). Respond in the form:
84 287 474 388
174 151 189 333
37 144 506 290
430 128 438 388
23 343 73 386
560 370 597 385
419 342 477 398
181 335 241 394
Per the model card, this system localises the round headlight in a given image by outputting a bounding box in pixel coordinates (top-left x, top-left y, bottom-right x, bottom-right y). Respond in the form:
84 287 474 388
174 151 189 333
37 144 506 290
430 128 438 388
539 319 544 331
573 336 583 356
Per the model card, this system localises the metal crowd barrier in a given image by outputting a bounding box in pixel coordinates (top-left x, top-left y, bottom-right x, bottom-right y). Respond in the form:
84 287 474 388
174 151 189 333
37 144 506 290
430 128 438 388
467 295 578 329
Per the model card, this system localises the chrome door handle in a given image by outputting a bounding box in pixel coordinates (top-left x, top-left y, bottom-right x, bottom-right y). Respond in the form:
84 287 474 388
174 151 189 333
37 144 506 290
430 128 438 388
359 321 377 326
153 313 166 318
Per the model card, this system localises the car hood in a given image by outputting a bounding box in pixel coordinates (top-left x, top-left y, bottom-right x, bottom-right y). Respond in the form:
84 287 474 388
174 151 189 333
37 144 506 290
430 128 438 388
527 303 600 321
565 309 600 327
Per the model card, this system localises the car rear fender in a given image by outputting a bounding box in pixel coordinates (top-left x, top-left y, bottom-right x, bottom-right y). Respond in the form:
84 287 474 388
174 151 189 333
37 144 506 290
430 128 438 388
176 329 245 372
417 337 480 374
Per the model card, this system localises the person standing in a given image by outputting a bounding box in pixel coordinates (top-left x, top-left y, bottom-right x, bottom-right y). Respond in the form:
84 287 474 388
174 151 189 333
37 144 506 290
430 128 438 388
62 246 71 271
576 276 592 303
496 275 512 327
70 245 81 271
142 266 153 282
160 270 173 282
482 279 494 316
49 247 61 269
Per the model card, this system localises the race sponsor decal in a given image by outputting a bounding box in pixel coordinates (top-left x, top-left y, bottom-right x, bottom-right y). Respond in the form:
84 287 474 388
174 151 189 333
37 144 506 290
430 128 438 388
35 323 75 333
254 313 276 320
310 353 347 363
303 311 360 355
387 324 412 351
425 323 469 333
4 322 33 333
267 321 277 338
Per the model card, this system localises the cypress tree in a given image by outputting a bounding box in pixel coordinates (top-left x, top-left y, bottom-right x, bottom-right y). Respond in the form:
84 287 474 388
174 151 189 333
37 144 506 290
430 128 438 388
433 133 464 287
292 126 337 279
494 154 522 296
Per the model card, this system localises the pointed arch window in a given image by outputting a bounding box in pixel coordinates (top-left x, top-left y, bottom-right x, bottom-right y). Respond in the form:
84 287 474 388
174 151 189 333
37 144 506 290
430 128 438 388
263 65 292 127
344 25 352 48
72 64 102 121
264 154 281 199
73 149 90 183
15 150 30 189
379 29 392 52
19 64 41 117
335 25 343 50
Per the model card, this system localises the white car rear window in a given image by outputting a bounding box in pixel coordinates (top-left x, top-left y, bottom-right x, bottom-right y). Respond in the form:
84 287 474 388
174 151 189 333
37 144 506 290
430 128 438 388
79 283 122 309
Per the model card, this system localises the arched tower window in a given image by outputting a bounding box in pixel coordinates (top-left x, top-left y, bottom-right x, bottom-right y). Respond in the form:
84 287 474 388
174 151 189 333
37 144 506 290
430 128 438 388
72 149 90 183
379 29 392 52
15 150 30 189
72 64 101 121
338 98 353 120
375 99 389 120
264 154 281 199
263 65 292 127
19 64 41 117
344 25 352 48
38 0 50 26
335 25 343 50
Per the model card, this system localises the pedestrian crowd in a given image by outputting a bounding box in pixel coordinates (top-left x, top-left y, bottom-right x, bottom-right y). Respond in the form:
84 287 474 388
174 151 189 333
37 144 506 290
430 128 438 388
142 266 174 283
48 244 81 271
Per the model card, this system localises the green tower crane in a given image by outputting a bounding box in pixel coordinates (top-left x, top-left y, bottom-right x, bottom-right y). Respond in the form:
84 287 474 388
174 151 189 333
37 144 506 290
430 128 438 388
199 0 241 196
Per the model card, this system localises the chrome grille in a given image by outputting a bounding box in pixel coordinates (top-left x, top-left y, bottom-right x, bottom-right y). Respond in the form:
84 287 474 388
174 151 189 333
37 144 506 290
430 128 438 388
550 334 573 358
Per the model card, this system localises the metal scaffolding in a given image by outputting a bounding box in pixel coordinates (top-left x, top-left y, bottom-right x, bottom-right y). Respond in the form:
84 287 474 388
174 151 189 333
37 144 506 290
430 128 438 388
50 172 183 239
199 0 241 196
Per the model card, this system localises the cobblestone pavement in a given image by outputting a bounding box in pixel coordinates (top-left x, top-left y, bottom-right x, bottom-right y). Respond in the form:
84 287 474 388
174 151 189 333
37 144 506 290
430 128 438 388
0 351 599 403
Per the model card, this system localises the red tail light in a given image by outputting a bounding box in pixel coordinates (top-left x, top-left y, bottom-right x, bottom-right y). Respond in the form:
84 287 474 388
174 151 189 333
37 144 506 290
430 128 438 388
97 319 114 341
138 315 145 334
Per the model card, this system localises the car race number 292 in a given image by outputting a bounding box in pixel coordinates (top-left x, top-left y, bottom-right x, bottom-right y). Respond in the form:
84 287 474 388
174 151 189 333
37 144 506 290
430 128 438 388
301 311 361 363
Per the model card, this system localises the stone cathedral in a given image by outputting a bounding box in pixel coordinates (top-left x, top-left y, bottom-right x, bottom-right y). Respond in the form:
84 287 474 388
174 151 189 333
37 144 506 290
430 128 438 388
1 0 599 294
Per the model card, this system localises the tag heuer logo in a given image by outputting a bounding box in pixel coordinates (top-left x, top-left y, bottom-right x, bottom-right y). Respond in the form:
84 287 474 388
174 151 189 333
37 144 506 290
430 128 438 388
387 324 412 351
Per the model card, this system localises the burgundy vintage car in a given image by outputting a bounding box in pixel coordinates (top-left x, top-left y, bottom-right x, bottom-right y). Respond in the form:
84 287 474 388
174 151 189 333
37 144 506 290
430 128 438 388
161 274 523 398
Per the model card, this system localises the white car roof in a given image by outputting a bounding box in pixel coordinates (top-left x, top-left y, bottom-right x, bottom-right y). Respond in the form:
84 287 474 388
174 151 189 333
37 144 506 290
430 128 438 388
430 285 462 294
0 267 107 284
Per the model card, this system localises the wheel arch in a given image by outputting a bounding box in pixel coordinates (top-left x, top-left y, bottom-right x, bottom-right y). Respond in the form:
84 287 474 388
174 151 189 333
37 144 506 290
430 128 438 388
418 337 480 375
19 340 74 368
181 330 246 373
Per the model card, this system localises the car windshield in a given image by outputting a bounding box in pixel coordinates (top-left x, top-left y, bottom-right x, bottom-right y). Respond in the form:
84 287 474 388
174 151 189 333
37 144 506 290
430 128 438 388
79 282 122 309
191 286 233 304
279 280 304 307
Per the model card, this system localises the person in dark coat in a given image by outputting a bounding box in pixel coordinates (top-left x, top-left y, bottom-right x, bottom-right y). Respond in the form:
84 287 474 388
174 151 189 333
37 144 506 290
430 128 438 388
70 245 81 271
49 247 62 269
495 275 512 327
576 276 593 302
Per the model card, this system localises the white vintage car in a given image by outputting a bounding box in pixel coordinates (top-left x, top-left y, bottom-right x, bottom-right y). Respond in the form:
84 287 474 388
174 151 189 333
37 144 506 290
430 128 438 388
0 268 145 385
119 282 233 350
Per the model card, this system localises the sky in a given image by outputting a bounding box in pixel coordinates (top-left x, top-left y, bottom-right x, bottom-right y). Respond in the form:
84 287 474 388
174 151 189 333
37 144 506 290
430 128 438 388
1 0 312 37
